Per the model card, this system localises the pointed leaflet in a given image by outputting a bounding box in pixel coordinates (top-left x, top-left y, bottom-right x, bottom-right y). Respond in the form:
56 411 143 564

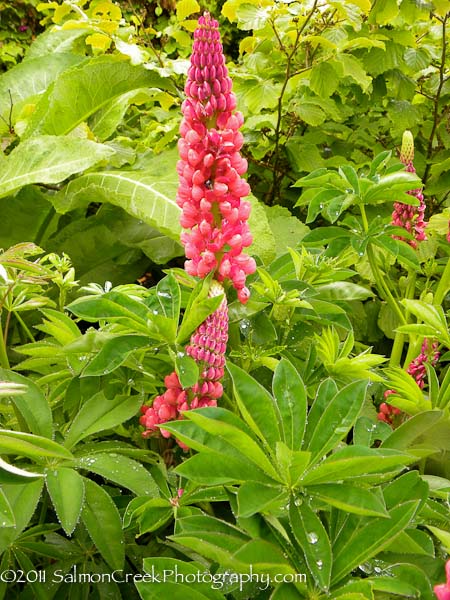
81 478 124 570
0 369 52 438
76 452 159 497
305 380 367 460
289 501 332 591
307 483 388 517
0 136 114 200
272 359 307 451
0 489 15 527
64 391 142 449
0 430 73 462
0 480 44 555
227 362 280 451
46 468 85 535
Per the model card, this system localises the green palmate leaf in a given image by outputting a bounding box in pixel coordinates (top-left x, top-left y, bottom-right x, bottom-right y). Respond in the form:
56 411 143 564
0 136 114 200
381 410 444 451
0 369 52 438
307 483 389 517
183 408 280 480
237 481 287 517
46 468 84 536
289 501 332 591
155 273 181 321
305 380 367 460
81 478 124 570
0 430 73 462
303 379 338 448
76 452 159 497
67 291 150 330
138 557 226 600
272 359 307 451
173 448 273 485
52 149 181 240
0 489 15 528
81 335 151 377
401 300 450 344
64 392 142 449
364 171 422 204
23 55 174 137
302 445 416 485
331 500 420 585
227 362 280 451
126 497 173 534
0 481 44 556
0 53 84 130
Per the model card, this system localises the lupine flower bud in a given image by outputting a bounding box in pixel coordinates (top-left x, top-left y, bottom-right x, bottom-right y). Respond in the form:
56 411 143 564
176 12 255 302
434 560 450 600
391 130 427 248
379 338 439 425
140 281 228 449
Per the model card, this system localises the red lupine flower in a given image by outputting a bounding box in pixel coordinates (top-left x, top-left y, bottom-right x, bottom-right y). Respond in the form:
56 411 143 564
391 130 427 248
379 338 440 424
176 12 255 303
434 560 450 600
140 280 228 449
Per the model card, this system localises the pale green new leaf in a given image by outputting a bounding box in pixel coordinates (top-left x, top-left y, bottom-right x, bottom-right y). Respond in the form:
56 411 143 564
23 55 175 137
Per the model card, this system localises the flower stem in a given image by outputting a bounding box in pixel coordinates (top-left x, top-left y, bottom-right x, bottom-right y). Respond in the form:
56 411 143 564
360 205 407 327
0 315 10 369
390 269 416 367
434 256 450 306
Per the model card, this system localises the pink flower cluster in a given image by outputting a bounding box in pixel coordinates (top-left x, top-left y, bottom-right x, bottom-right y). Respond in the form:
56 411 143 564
140 281 228 449
176 12 256 304
391 130 427 249
379 338 440 425
434 560 450 600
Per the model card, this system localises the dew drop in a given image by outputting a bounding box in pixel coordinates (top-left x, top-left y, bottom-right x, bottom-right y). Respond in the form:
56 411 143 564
316 560 323 570
307 532 318 544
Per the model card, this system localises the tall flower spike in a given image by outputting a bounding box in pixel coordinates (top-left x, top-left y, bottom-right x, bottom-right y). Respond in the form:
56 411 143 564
140 280 228 449
176 12 256 304
391 130 427 248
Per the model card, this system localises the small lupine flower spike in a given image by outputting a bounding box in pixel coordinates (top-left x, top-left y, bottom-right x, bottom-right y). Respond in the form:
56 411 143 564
379 338 439 425
391 130 427 249
140 280 228 449
434 559 450 600
177 12 256 304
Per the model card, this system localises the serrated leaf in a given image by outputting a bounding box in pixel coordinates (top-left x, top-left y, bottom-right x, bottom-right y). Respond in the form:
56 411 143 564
298 102 326 126
51 149 181 240
23 55 174 137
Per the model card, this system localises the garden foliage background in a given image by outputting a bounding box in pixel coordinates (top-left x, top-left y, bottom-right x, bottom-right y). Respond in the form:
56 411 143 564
0 0 450 599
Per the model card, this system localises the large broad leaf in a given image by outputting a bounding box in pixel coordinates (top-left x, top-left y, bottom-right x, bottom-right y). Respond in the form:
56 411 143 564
0 54 84 131
81 478 124 570
23 55 175 137
0 369 52 438
0 136 114 200
46 467 85 536
51 148 181 240
64 391 142 449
